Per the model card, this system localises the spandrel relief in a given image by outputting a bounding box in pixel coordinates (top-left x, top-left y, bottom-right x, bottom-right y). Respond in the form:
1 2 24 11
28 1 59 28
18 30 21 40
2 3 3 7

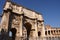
12 14 21 28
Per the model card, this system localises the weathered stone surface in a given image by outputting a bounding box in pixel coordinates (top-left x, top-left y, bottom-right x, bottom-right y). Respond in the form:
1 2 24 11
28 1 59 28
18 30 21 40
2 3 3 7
0 1 45 40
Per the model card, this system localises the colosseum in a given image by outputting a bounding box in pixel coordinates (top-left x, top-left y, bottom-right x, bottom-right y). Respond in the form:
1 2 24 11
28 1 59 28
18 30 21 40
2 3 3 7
0 0 60 40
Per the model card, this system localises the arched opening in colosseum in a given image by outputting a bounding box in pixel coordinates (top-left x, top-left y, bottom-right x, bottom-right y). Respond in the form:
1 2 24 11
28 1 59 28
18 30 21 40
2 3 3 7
38 31 41 37
59 30 60 32
10 28 17 40
48 31 50 35
24 22 32 38
45 31 47 35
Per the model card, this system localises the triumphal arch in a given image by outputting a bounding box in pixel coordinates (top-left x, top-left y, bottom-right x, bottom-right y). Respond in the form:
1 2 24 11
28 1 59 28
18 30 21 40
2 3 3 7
0 1 45 40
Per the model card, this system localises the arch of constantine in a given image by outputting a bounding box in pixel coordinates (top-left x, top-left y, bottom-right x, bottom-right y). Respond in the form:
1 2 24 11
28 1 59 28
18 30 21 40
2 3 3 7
0 1 45 40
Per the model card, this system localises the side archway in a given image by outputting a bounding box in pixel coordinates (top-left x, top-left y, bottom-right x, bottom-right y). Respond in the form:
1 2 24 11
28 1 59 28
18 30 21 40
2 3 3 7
9 28 17 40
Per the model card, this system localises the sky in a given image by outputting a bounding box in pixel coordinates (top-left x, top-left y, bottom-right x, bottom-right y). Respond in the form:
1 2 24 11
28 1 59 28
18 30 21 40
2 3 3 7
0 0 60 27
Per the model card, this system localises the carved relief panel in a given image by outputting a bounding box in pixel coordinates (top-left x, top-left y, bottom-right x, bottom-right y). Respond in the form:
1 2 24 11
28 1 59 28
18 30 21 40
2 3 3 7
9 13 21 36
11 14 21 28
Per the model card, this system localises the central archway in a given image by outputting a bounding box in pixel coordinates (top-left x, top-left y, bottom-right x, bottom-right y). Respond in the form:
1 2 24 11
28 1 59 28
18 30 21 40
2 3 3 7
24 22 32 39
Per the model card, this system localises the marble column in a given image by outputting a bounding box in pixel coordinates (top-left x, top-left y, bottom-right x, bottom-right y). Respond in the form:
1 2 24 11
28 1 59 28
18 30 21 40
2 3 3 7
40 21 45 40
19 15 23 37
34 20 38 37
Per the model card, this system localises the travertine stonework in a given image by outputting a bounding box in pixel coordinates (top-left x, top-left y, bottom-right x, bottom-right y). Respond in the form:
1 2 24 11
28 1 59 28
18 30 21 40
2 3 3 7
0 1 45 40
45 25 60 37
44 25 60 40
